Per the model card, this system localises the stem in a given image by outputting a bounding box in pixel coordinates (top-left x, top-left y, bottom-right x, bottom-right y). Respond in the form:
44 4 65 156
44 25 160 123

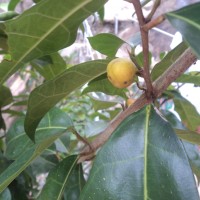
131 0 154 99
146 0 161 21
143 15 165 31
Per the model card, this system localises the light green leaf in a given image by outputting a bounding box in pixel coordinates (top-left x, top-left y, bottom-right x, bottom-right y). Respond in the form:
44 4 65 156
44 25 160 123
0 107 73 192
175 72 200 85
175 129 200 145
31 53 67 80
166 3 200 58
82 74 127 99
151 42 188 81
8 0 21 11
172 91 200 131
91 98 117 111
24 59 109 141
38 155 85 200
0 0 107 84
88 33 127 57
80 106 199 200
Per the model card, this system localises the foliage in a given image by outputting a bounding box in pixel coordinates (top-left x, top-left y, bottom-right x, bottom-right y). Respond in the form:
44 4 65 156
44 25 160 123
0 0 200 199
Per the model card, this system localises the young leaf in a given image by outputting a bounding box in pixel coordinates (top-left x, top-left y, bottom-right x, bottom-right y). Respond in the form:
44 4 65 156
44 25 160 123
38 155 85 200
24 59 109 141
0 0 107 84
80 106 199 200
0 107 73 192
151 42 188 81
88 33 127 57
166 3 200 58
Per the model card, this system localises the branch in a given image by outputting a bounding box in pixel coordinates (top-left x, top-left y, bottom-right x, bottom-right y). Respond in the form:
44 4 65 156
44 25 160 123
131 0 154 99
142 15 165 31
146 0 161 22
78 48 197 163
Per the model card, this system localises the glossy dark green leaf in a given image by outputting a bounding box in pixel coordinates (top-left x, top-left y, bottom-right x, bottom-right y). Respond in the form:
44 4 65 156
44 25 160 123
24 59 109 141
88 33 127 57
38 155 85 200
0 0 107 84
151 42 188 81
80 106 199 200
175 71 200 85
0 108 73 192
172 91 200 131
0 86 13 107
31 53 67 80
166 3 200 58
82 74 127 99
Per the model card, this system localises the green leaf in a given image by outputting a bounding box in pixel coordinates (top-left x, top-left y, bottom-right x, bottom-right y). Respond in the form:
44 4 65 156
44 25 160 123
31 53 67 80
6 107 73 160
88 33 127 57
0 23 8 53
0 11 18 21
91 98 117 111
151 42 188 81
166 3 200 58
24 59 109 141
0 188 11 200
175 129 200 145
30 154 58 176
8 0 21 11
175 72 200 85
0 85 13 107
97 6 104 22
0 107 73 192
172 91 200 131
82 74 127 99
181 141 200 183
80 106 199 200
0 0 107 84
38 155 85 200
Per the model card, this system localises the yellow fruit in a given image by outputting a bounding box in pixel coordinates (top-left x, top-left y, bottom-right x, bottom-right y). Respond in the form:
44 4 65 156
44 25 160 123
126 98 136 107
107 58 137 88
